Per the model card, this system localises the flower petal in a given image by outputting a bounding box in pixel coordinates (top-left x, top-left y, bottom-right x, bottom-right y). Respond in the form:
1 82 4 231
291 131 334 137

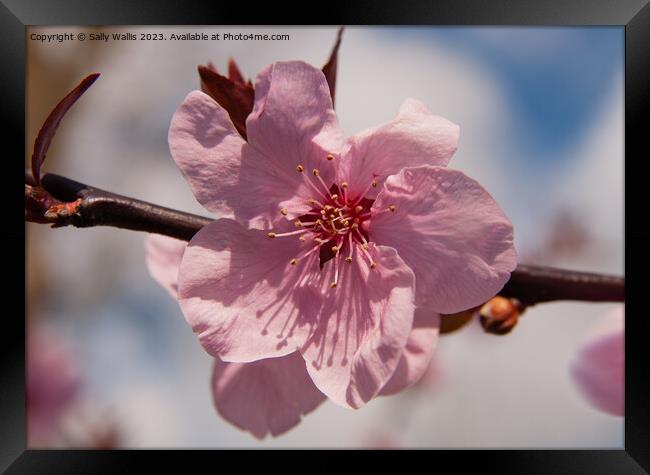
340 99 460 201
300 245 416 409
571 306 624 416
178 218 326 362
370 166 516 314
144 234 188 299
211 353 326 439
237 61 345 226
168 90 246 216
379 308 440 396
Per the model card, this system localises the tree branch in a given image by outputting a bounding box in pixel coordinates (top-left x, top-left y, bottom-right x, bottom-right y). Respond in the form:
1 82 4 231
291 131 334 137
31 172 624 306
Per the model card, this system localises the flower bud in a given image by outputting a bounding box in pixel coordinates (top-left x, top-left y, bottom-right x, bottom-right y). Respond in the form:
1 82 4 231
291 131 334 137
479 296 524 335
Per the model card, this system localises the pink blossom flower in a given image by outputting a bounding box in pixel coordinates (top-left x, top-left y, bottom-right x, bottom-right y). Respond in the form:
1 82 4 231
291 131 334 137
571 306 624 416
160 60 515 423
27 326 81 444
146 234 440 437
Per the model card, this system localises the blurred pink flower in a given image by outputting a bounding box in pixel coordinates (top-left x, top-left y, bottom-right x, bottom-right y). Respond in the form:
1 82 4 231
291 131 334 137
152 60 515 434
27 326 81 444
571 306 624 416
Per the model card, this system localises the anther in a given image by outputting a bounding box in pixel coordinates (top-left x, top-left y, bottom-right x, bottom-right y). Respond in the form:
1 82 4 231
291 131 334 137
296 165 305 173
331 194 338 201
312 169 320 177
267 232 276 238
299 235 306 241
341 182 348 188
326 154 335 161
362 243 369 250
280 208 288 216
370 262 377 269
355 205 363 213
332 246 340 252
330 282 337 288
388 205 396 212
290 258 297 266
294 220 303 228
371 180 378 188
345 256 353 263
351 223 359 230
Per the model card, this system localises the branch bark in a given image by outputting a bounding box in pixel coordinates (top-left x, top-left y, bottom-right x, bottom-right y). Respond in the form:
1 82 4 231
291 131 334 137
32 172 624 306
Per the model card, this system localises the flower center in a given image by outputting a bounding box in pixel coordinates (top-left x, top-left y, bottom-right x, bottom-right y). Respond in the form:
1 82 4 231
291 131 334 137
266 155 396 289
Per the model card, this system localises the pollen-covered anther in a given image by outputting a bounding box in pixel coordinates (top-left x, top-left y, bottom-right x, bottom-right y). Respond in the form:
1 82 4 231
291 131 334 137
326 154 335 161
341 182 348 189
345 256 353 263
267 232 276 238
290 258 297 266
362 243 369 250
299 235 306 241
294 220 303 228
355 205 363 213
388 205 397 212
331 194 338 201
280 208 288 216
296 165 305 173
330 282 337 288
351 223 359 230
312 168 320 177
370 262 377 269
331 245 340 252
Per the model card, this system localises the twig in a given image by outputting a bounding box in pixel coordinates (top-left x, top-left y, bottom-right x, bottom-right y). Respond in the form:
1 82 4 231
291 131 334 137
31 172 625 306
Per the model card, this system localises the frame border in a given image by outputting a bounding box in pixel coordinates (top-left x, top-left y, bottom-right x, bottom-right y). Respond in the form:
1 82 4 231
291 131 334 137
5 0 648 472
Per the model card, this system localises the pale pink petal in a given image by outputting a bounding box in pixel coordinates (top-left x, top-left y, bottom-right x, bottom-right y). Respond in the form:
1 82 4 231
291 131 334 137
339 98 460 201
236 61 345 227
571 306 624 416
370 166 516 314
379 308 440 396
300 245 416 409
211 353 326 439
178 218 326 362
144 234 188 298
168 90 246 216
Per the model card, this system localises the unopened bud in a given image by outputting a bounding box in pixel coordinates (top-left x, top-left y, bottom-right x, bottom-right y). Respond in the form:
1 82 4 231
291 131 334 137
479 296 524 335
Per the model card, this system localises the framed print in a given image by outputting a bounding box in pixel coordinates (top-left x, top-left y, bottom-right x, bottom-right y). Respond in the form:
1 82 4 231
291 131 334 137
4 0 649 472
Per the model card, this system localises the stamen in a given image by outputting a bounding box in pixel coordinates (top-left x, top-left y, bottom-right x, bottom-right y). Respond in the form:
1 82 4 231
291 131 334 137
280 208 288 216
346 233 354 263
388 205 396 212
326 154 335 161
355 205 364 213
352 179 378 206
290 258 297 266
312 169 332 196
358 243 377 270
296 165 305 173
269 229 308 238
308 198 325 208
291 242 322 266
354 227 369 248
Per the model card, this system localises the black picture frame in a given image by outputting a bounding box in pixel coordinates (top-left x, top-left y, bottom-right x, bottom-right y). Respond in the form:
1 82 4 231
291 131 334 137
5 0 649 472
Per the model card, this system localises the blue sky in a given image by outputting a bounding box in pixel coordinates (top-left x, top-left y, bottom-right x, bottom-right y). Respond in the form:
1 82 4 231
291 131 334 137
399 27 623 161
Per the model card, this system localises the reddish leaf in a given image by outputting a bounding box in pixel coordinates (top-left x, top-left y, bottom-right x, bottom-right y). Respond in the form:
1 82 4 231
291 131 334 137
30 73 100 185
322 27 344 107
227 58 246 85
198 64 254 140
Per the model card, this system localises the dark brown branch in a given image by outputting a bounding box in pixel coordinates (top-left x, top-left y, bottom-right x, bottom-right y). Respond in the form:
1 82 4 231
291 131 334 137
39 173 212 241
32 172 624 305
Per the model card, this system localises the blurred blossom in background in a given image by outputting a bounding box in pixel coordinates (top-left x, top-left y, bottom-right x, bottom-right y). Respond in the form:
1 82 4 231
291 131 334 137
26 26 623 448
